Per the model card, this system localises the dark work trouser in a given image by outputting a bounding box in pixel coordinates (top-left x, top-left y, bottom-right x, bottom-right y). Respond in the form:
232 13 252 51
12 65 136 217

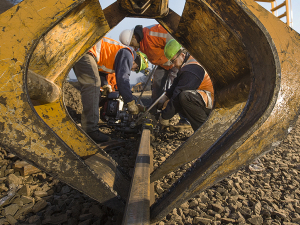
73 53 101 133
179 90 211 132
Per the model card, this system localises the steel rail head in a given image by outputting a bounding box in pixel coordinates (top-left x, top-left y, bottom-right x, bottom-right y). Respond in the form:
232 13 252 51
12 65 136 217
150 0 300 222
0 0 131 212
122 128 152 225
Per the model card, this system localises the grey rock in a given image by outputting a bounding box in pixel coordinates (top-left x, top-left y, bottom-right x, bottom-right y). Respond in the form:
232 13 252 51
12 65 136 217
193 217 212 225
155 184 164 195
34 190 48 198
189 209 198 217
11 197 23 207
295 205 300 214
180 202 189 209
78 219 92 225
17 184 31 196
0 218 7 225
14 203 34 219
6 174 22 187
189 199 198 208
211 203 224 213
79 213 94 221
0 183 8 192
89 204 104 218
5 214 17 225
221 217 236 223
68 217 78 225
19 196 34 204
32 199 47 213
4 169 14 177
4 204 19 216
247 215 263 225
61 185 71 194
49 213 68 224
27 214 41 223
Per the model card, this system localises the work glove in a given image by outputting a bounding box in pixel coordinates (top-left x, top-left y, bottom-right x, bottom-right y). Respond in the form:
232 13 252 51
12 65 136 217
157 94 169 110
127 100 139 115
102 84 112 96
159 115 170 129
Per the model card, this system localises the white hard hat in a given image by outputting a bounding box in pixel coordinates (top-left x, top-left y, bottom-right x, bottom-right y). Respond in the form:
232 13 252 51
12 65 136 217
119 29 134 46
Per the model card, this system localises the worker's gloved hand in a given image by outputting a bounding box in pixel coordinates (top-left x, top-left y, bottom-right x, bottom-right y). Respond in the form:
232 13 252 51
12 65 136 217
127 100 139 115
137 104 147 112
102 84 112 96
159 114 170 129
157 95 169 110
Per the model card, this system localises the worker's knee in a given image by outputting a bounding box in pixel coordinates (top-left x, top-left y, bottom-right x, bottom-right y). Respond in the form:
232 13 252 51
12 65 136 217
179 90 194 106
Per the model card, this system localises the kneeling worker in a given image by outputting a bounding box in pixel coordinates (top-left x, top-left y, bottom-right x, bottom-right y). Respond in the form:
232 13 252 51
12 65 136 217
73 37 148 143
158 39 214 132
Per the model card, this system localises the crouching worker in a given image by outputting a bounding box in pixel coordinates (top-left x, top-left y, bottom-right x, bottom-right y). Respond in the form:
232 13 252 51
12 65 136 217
73 37 149 143
157 39 214 132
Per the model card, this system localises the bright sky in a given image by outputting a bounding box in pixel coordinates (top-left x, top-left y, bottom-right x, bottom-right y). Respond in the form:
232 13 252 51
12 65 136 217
69 0 299 83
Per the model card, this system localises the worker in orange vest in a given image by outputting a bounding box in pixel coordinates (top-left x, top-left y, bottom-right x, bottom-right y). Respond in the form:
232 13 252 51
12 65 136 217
73 37 148 143
157 39 214 132
119 25 175 98
100 73 117 96
106 73 118 92
119 24 191 127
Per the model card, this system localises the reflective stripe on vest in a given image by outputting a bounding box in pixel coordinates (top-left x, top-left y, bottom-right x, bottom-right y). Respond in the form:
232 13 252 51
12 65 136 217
149 31 168 38
89 37 134 74
182 57 214 109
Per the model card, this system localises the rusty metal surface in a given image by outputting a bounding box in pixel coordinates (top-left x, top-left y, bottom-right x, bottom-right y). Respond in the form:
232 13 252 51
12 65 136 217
150 0 300 222
0 0 127 212
123 128 152 225
117 0 169 18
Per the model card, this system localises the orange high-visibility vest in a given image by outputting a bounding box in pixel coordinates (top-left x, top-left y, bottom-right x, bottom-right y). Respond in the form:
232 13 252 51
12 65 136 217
89 37 134 74
139 24 173 70
106 73 118 91
182 56 214 109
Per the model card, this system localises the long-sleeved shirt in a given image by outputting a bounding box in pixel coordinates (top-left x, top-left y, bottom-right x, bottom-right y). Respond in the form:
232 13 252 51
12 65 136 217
162 53 205 120
114 48 136 104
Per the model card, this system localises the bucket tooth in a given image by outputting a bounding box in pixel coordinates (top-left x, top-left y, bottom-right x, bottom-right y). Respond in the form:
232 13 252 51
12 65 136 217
0 0 130 211
150 0 300 222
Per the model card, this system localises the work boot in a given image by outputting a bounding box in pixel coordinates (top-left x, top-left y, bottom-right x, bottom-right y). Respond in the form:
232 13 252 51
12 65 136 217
87 130 111 143
171 119 192 132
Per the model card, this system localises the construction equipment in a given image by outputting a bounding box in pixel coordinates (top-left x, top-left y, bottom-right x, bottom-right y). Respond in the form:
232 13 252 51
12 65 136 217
99 91 156 133
0 0 300 223
255 0 292 26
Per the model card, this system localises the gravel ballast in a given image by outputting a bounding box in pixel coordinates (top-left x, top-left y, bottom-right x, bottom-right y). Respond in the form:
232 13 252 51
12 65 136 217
0 84 299 225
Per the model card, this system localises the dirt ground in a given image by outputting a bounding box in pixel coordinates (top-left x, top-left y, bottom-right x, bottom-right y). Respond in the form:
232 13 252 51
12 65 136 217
0 82 300 225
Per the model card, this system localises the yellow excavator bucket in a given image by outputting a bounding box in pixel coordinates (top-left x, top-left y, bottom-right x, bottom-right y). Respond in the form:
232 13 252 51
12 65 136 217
0 0 299 222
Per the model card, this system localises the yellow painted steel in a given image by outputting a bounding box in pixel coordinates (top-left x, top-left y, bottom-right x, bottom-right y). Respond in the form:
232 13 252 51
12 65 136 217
31 0 111 157
0 0 86 152
0 0 130 209
196 0 300 194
